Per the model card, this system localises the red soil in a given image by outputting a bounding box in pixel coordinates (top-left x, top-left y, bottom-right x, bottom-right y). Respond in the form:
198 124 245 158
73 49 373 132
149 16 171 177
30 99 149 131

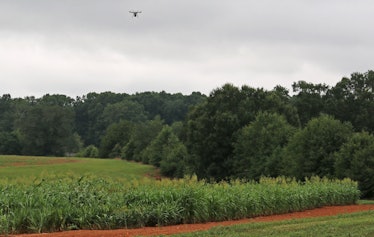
10 204 374 237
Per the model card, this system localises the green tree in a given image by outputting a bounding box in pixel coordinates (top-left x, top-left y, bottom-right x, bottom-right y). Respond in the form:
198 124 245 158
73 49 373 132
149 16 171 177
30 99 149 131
186 84 243 180
335 132 374 198
99 120 133 158
121 117 164 162
283 115 353 179
17 104 76 156
0 94 15 133
131 91 206 124
186 84 299 180
143 126 173 167
325 71 374 133
233 112 296 180
291 81 329 126
0 132 21 154
39 94 75 107
142 126 187 177
100 100 148 127
160 135 188 178
74 92 128 146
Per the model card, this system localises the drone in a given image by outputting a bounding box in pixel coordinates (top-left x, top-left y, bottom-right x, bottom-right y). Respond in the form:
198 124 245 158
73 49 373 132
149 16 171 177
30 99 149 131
129 11 142 17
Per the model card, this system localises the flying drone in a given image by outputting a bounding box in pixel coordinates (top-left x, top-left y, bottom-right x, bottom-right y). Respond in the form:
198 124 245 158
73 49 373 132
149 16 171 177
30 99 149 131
129 11 142 17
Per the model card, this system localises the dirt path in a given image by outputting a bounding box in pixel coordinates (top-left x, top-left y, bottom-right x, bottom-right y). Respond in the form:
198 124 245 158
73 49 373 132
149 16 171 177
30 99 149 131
11 204 374 237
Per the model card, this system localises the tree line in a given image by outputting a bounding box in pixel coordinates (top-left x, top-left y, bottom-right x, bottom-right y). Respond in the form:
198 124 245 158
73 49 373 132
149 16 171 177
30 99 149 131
0 70 373 197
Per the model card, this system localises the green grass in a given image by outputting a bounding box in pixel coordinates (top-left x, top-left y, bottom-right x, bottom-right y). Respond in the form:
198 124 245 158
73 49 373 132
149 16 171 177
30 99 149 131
358 200 374 205
166 210 374 237
0 155 156 182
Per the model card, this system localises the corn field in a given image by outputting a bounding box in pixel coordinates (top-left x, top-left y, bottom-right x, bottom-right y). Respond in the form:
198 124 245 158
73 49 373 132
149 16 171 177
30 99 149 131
0 176 360 235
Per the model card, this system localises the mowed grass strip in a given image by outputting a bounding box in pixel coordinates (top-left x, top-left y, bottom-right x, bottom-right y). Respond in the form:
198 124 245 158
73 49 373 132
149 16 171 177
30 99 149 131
0 155 156 182
166 211 374 237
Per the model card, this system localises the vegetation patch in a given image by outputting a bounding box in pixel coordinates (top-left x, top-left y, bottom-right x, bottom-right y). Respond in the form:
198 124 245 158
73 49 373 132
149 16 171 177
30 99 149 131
0 176 360 235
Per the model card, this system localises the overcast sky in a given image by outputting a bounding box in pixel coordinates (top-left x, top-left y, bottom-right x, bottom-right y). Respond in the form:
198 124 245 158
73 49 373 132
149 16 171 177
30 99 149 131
1 1 373 98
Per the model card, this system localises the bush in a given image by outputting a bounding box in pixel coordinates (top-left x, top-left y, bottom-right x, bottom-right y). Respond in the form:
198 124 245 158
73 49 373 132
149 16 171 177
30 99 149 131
77 145 99 158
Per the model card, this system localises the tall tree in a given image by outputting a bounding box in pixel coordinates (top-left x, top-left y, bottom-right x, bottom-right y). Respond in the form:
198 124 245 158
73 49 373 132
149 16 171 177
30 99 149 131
100 100 148 128
0 94 16 132
334 132 374 198
39 94 75 107
186 84 243 180
233 112 296 180
99 120 133 158
291 81 329 126
17 104 76 156
121 116 164 162
325 71 374 133
186 84 300 180
159 131 188 178
74 92 128 146
283 115 353 179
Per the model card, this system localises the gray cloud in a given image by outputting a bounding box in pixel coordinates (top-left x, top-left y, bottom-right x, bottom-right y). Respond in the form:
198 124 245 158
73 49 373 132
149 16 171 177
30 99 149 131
1 0 373 97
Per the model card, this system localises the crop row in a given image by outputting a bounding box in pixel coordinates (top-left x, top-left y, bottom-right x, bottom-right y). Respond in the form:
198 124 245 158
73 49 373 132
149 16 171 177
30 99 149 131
0 176 360 235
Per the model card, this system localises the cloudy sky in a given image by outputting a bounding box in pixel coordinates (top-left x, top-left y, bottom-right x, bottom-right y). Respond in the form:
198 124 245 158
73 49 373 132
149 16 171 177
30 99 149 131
1 1 373 98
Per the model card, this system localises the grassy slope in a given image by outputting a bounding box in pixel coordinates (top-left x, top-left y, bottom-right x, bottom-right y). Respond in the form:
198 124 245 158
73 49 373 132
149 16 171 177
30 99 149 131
168 210 374 237
0 155 156 182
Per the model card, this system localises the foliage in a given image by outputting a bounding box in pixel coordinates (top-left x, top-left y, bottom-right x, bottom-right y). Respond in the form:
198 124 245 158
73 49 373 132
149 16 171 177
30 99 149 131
101 99 148 125
233 112 296 179
0 176 360 235
16 104 76 156
131 91 206 124
76 145 99 158
283 115 353 179
335 132 374 198
291 81 329 126
0 94 15 133
0 132 21 155
142 126 188 177
74 92 129 147
99 120 133 158
159 137 188 178
186 84 300 180
121 117 164 162
325 71 374 133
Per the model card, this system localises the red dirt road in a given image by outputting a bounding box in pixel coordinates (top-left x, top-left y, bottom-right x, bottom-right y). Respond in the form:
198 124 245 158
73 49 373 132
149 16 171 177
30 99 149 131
11 204 374 237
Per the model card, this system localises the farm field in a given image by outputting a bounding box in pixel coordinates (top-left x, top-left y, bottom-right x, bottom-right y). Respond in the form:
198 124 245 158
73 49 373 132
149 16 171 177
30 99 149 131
9 204 374 237
0 155 157 182
0 155 368 236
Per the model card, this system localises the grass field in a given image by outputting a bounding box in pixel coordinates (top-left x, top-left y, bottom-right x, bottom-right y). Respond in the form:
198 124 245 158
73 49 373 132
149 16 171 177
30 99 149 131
167 210 374 237
0 155 157 182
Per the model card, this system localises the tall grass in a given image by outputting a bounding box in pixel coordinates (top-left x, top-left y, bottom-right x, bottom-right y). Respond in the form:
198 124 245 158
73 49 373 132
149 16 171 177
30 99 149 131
0 176 360 235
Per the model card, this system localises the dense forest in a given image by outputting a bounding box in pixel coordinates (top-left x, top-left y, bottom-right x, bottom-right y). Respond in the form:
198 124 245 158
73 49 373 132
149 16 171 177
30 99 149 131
1 70 373 197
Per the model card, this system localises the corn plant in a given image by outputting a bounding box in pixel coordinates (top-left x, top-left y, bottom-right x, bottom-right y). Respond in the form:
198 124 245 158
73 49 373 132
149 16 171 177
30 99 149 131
0 176 360 235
